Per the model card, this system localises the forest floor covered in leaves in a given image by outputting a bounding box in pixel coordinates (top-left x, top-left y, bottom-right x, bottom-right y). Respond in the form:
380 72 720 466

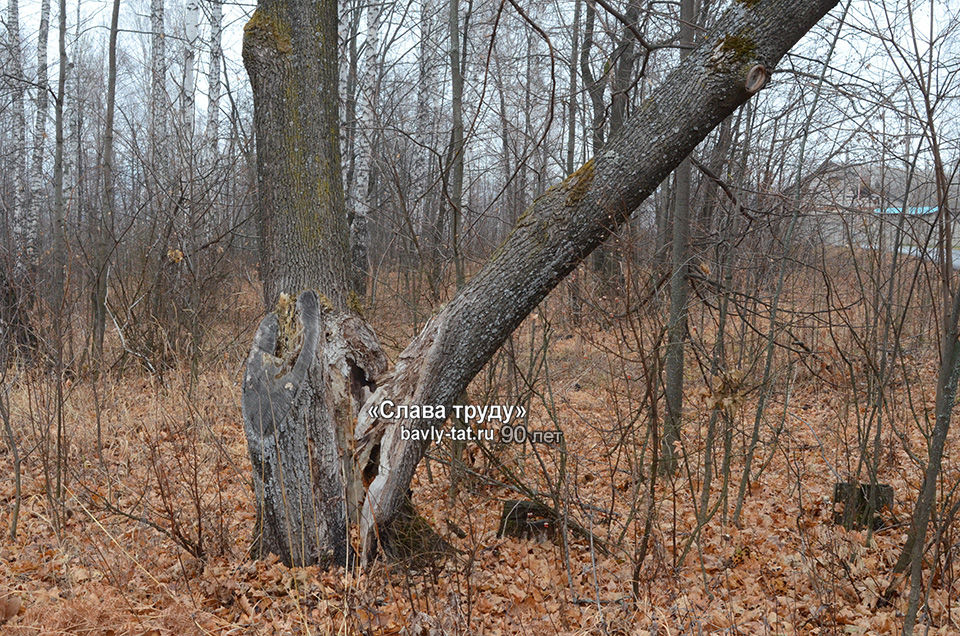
2 278 960 635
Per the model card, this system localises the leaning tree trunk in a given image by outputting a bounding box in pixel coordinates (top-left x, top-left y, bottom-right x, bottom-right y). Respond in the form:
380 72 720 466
352 0 840 560
241 0 840 567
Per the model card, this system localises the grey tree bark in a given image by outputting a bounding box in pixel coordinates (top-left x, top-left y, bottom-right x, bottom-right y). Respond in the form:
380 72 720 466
354 0 839 559
242 0 840 566
566 0 581 177
242 0 380 565
444 0 466 288
242 292 385 565
52 0 67 309
243 0 351 311
91 0 120 362
661 0 696 474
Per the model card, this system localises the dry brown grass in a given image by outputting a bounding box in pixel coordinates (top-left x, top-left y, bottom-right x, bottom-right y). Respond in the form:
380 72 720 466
2 270 960 634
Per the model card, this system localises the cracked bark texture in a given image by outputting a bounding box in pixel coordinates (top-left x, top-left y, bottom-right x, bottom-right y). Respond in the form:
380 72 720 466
242 0 350 310
242 0 839 566
353 0 840 559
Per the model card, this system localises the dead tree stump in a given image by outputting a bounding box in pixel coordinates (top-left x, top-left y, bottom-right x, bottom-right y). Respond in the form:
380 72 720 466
242 291 386 567
833 482 893 529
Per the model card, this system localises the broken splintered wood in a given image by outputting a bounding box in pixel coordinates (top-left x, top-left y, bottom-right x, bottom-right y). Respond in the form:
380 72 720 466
242 290 387 567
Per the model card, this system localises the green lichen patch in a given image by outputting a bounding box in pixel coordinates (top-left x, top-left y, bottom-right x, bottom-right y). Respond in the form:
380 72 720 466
347 290 365 316
719 33 756 65
562 159 595 207
244 9 292 55
316 292 336 313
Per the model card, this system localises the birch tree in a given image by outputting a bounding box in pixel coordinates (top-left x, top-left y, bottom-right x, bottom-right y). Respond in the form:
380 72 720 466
150 0 168 169
6 0 27 271
351 0 379 297
26 0 51 275
205 0 223 155
183 0 200 135
0 0 32 360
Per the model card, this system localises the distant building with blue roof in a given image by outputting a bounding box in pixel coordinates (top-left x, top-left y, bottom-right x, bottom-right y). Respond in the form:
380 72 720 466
802 162 952 248
874 206 939 217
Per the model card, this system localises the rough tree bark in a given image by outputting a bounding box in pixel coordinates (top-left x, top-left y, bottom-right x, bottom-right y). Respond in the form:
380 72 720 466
661 0 696 474
243 0 351 310
445 0 466 289
243 0 383 565
242 292 385 565
242 0 840 566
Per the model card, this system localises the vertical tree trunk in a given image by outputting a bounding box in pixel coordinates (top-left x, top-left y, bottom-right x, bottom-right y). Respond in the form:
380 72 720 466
661 0 696 473
1 0 35 361
6 0 27 265
243 0 351 310
608 0 642 139
579 1 604 156
566 0 582 323
445 0 465 288
412 0 433 245
580 0 616 282
351 0 379 297
494 53 515 234
341 0 360 215
566 0 580 177
183 0 200 135
242 292 386 565
92 0 121 362
242 0 390 566
52 0 67 310
26 0 51 276
150 0 168 171
205 0 223 155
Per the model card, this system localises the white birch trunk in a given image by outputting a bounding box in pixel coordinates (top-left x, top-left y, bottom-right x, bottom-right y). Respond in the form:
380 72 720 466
413 0 433 235
25 0 51 273
150 0 168 171
351 0 379 295
183 0 200 136
205 0 223 156
7 0 27 276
